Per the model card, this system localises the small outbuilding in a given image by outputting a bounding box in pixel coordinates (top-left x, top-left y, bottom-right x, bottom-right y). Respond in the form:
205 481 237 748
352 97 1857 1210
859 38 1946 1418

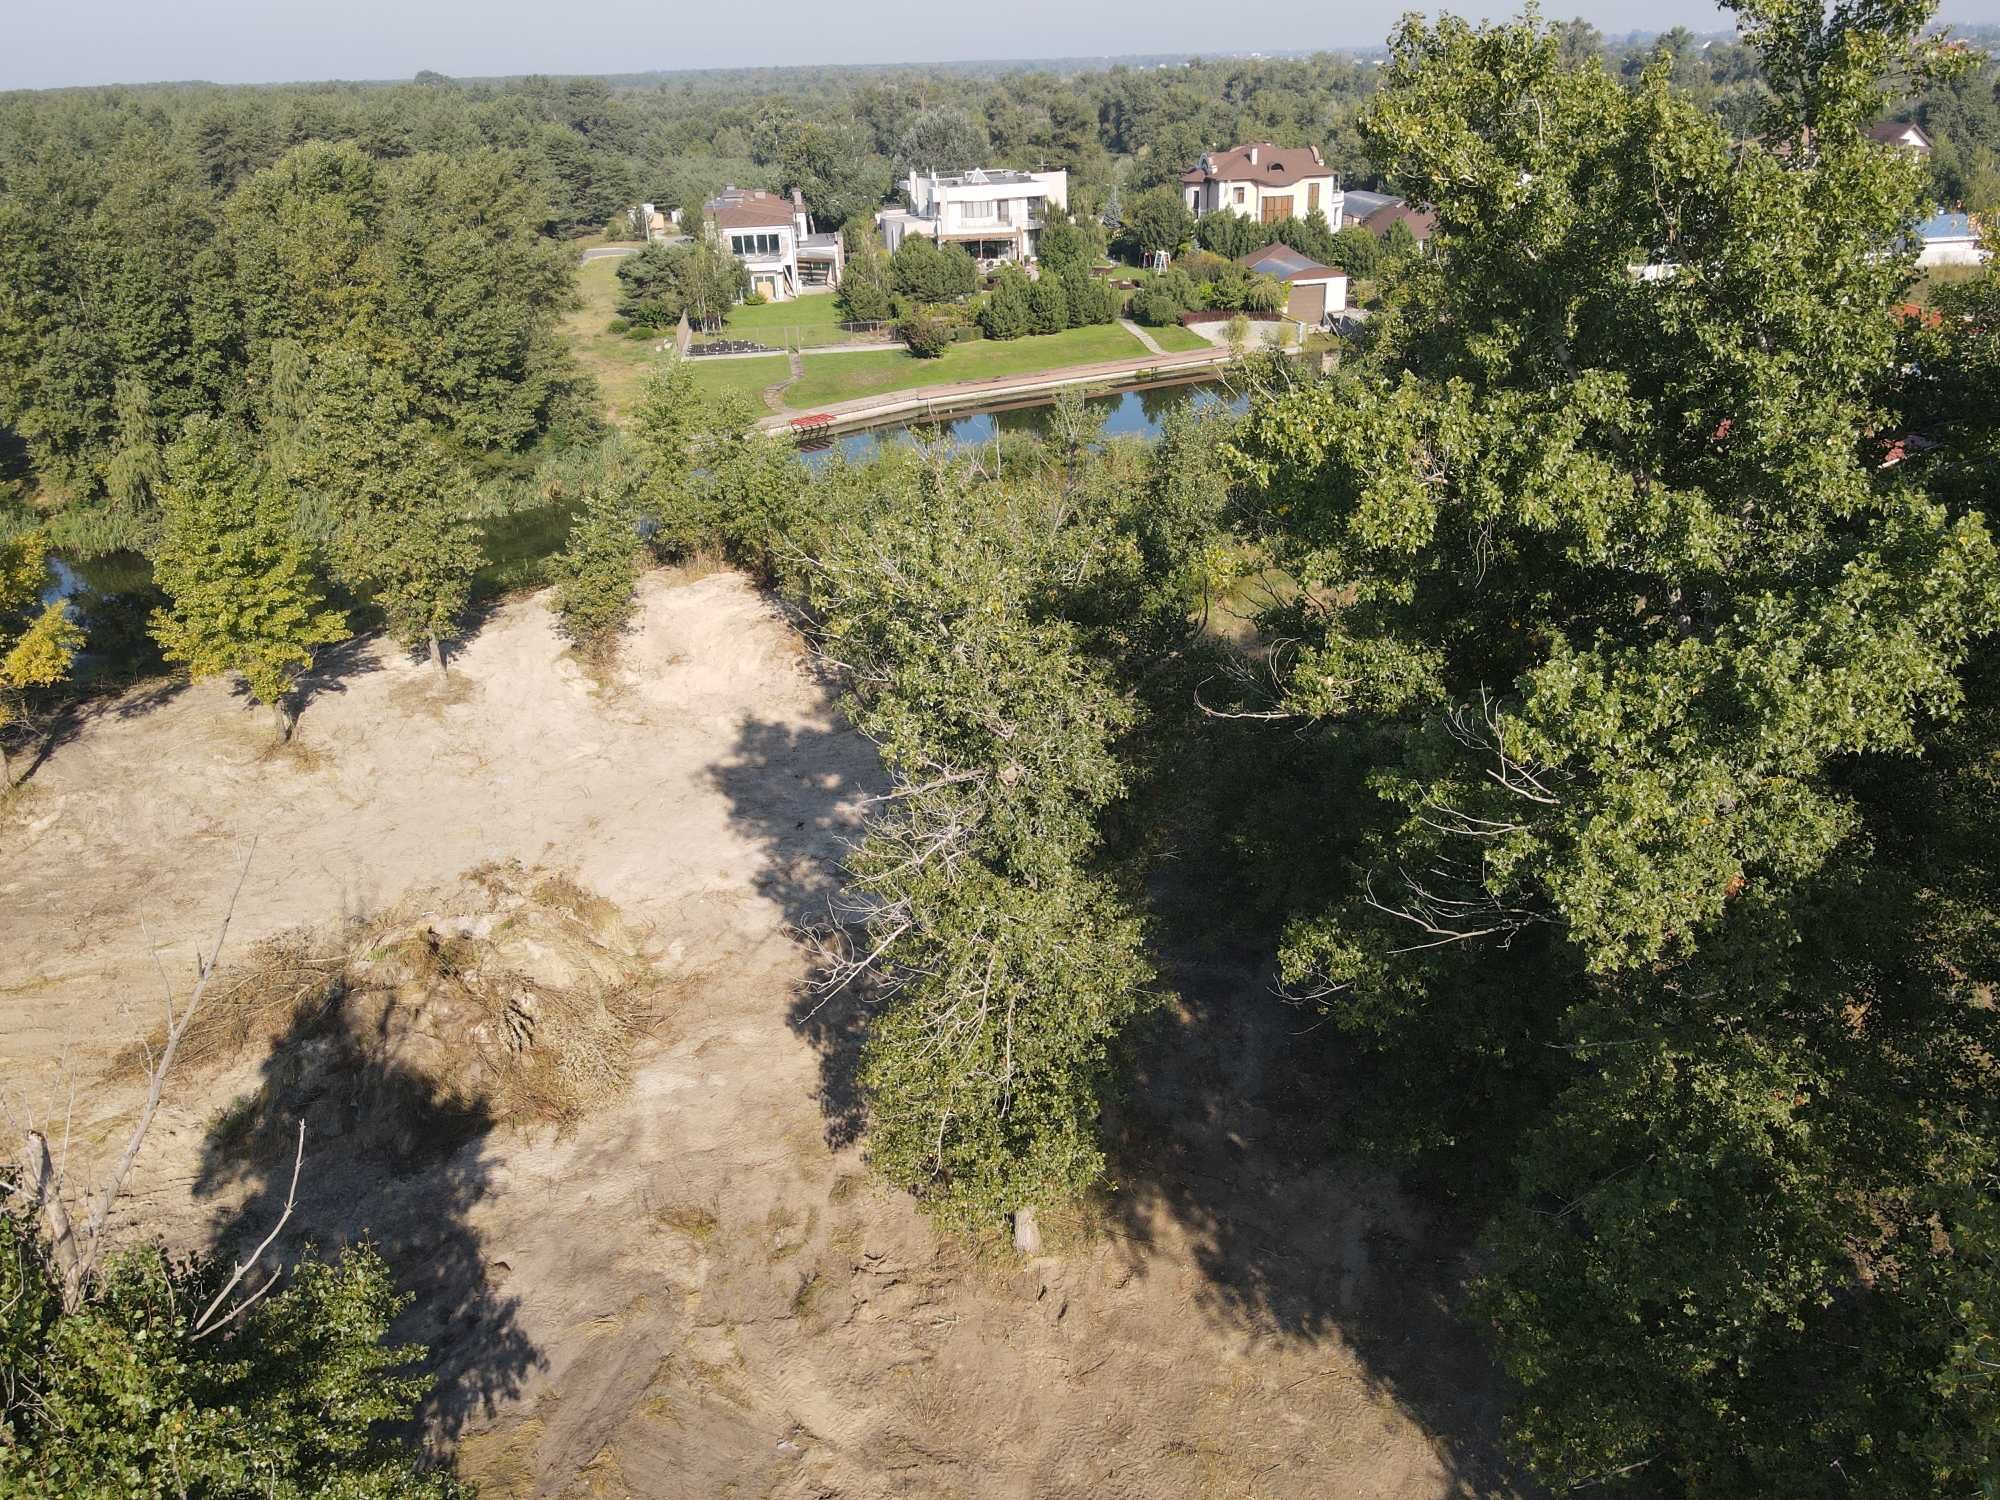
1237 243 1349 327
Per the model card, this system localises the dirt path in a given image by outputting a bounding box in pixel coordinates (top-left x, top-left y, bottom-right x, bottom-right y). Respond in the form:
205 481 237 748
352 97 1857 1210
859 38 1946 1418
1 572 1520 1499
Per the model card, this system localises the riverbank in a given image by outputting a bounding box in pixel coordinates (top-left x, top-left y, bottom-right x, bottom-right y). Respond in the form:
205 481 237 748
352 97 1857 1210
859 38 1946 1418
756 343 1237 436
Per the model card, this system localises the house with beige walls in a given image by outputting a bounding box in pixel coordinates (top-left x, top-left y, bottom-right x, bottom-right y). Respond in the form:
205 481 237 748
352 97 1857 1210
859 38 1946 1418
1182 143 1344 228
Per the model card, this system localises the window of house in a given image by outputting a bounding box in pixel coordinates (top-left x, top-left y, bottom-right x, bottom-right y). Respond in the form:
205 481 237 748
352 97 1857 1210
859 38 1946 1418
958 200 997 221
731 232 781 256
1234 185 1246 205
1307 182 1320 212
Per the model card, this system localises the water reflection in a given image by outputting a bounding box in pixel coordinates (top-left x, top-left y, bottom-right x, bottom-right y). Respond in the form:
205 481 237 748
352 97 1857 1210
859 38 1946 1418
798 377 1245 465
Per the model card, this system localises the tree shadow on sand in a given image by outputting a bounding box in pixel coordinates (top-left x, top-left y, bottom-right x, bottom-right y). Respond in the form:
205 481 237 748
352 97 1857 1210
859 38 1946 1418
709 712 1530 1497
706 714 883 1149
193 998 543 1446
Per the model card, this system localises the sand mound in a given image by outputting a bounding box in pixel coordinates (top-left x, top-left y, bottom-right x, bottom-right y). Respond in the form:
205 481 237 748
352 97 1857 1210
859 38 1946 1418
1 570 1518 1499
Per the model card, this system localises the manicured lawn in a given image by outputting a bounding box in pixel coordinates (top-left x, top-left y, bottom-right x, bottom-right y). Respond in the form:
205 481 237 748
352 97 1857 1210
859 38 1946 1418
685 354 790 404
561 255 671 423
1145 323 1213 353
785 324 1154 410
709 291 877 349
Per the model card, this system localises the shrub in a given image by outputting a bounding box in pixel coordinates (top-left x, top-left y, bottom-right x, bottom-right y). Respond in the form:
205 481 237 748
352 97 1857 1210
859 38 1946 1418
899 304 958 358
607 317 630 333
0 1217 467 1498
742 289 768 306
1129 286 1185 327
836 252 898 321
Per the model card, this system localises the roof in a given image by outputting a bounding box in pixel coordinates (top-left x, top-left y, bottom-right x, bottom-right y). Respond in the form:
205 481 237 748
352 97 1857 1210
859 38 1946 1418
1919 210 1981 241
706 187 796 231
1868 119 1933 151
1341 189 1402 220
926 168 1050 188
1182 142 1332 189
1238 243 1344 281
1362 203 1438 240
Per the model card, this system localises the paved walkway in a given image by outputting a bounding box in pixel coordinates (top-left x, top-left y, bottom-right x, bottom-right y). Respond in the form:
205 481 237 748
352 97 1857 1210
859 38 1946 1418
1119 318 1167 356
579 245 640 261
755 344 1233 434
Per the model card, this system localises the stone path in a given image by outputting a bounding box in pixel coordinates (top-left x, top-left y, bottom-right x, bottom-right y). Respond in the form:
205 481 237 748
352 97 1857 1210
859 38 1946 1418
1119 318 1167 355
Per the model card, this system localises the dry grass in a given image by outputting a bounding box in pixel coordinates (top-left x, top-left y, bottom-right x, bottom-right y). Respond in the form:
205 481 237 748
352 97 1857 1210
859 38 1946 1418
654 1202 721 1245
109 864 665 1144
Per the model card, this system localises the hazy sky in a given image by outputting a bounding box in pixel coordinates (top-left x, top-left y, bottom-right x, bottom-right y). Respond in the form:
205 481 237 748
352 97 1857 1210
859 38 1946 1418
6 0 1999 90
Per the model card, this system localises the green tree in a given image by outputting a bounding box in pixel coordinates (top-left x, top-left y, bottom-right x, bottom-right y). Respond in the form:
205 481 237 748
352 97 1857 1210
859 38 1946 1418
287 353 484 677
978 266 1035 339
834 246 897 323
150 417 349 742
888 236 978 303
1123 187 1196 259
1228 3 1997 1491
0 1214 465 1499
550 440 646 655
801 474 1158 1227
0 532 83 786
891 108 990 179
1028 273 1069 335
1329 224 1383 278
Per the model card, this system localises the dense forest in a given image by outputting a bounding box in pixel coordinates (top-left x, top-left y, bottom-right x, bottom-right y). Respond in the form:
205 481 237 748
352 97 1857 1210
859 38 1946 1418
4 1 2000 1496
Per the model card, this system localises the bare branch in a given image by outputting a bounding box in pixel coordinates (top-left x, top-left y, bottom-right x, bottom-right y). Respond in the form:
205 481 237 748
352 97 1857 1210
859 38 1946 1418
85 841 258 1249
192 1119 304 1340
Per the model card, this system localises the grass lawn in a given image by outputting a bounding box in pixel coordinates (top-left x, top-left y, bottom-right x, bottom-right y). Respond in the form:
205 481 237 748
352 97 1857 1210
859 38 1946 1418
785 323 1155 409
562 255 670 423
708 291 875 349
685 354 790 404
1144 323 1213 353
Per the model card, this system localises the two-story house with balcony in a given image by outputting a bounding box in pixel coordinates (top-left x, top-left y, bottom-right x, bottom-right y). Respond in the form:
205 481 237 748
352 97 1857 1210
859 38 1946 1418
1181 143 1344 228
874 168 1070 267
704 186 844 302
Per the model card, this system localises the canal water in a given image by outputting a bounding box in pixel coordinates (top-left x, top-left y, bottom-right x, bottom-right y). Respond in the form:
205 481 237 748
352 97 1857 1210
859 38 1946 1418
45 378 1244 660
796 376 1243 464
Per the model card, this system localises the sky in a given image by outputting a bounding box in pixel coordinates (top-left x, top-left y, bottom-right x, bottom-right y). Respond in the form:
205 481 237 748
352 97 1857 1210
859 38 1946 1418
5 0 1999 90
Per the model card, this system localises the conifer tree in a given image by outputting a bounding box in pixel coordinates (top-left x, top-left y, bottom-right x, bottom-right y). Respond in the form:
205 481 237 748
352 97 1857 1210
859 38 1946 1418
286 351 484 678
150 416 349 741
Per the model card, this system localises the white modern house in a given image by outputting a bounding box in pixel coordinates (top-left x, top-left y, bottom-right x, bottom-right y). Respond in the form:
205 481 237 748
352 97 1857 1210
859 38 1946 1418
874 168 1070 267
704 186 844 302
1182 143 1344 228
1916 210 1989 268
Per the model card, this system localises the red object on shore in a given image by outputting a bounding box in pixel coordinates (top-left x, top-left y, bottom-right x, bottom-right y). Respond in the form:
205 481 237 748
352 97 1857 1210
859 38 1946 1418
790 413 835 430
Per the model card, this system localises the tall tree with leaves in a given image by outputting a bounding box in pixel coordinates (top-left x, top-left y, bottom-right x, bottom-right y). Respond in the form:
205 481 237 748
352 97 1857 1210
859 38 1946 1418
283 352 484 677
150 417 349 741
0 533 83 786
1229 3 1998 1491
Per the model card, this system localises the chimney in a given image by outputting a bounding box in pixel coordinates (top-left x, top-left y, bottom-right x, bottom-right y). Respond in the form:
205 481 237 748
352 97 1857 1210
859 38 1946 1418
1248 146 1258 165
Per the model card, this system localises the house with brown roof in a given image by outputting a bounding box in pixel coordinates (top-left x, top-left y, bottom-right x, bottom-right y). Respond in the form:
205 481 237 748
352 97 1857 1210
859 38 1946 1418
704 186 844 302
1182 143 1345 228
1867 120 1933 156
1237 243 1349 327
1361 201 1437 249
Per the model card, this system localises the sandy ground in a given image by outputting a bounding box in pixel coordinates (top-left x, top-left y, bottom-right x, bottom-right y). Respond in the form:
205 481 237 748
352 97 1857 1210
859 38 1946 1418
0 571 1521 1499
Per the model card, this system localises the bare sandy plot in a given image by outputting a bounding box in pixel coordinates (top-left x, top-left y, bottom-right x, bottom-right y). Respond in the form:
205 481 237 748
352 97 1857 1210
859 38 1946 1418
0 571 1521 1499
